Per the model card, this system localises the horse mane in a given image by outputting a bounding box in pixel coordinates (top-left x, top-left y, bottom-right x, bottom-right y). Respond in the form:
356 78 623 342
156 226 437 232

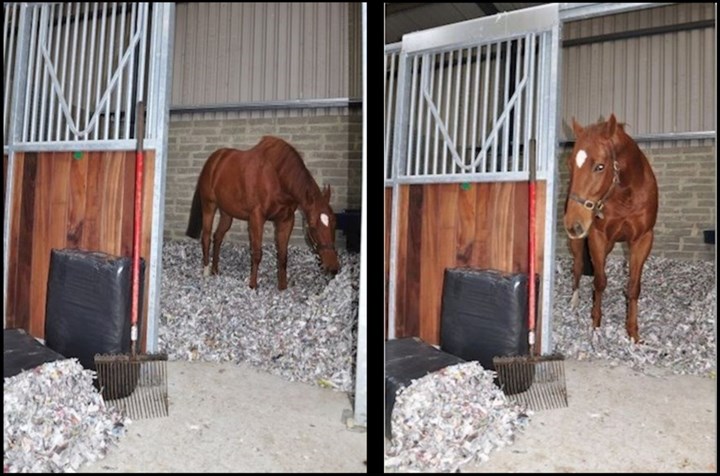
257 136 322 205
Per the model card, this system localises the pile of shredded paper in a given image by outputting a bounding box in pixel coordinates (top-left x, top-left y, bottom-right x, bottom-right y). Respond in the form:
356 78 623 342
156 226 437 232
159 240 360 392
384 362 531 473
553 256 716 377
3 359 129 473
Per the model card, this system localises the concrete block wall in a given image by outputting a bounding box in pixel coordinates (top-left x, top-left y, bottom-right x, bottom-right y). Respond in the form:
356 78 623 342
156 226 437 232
164 113 362 249
555 145 716 262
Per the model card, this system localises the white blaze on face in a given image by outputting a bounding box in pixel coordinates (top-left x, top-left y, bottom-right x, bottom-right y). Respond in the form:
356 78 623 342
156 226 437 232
575 149 587 169
320 213 329 227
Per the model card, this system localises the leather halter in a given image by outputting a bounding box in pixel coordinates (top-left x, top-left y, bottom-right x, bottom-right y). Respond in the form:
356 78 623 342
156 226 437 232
568 145 620 220
305 223 335 252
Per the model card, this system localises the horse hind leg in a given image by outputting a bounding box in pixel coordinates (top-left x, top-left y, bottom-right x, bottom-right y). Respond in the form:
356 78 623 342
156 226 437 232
626 231 654 343
274 214 295 291
248 211 265 289
569 238 585 309
211 211 233 275
201 200 218 276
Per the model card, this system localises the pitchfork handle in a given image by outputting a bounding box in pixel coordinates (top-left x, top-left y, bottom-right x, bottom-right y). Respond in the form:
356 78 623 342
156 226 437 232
131 102 145 355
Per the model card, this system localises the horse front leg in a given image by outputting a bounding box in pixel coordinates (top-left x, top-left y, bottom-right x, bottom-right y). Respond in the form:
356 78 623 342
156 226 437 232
587 232 612 329
569 237 584 309
274 214 295 291
248 212 265 289
626 231 654 343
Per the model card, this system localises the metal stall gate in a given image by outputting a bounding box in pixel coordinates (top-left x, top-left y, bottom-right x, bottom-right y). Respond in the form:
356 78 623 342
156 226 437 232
3 3 174 352
386 4 562 354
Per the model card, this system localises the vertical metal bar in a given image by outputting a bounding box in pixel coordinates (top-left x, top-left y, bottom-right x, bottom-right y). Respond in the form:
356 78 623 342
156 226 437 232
414 54 426 177
66 2 81 140
470 45 481 173
405 55 418 177
5 3 33 327
525 33 536 176
22 6 39 143
146 2 175 352
451 48 462 174
355 0 367 427
30 5 49 143
47 2 63 143
388 51 412 340
432 51 444 176
491 40 501 173
85 2 99 139
513 37 524 173
541 20 562 355
136 2 149 104
384 50 395 181
423 53 435 176
114 2 127 140
442 49 453 174
4 4 18 140
94 2 108 141
38 3 55 142
104 2 117 140
502 39 511 172
148 1 161 139
123 3 140 139
461 47 471 173
57 2 72 140
75 2 90 139
481 43 491 172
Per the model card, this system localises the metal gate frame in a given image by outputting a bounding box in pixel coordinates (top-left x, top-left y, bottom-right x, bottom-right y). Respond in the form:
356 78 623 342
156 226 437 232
386 4 562 354
3 3 175 352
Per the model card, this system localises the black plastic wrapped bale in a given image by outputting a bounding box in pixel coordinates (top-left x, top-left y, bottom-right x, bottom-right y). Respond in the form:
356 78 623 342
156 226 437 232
44 249 145 399
4 328 67 379
385 337 465 439
440 268 538 373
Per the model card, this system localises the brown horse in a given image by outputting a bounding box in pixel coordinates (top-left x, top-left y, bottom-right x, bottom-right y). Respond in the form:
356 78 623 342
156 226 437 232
563 114 658 343
186 136 340 290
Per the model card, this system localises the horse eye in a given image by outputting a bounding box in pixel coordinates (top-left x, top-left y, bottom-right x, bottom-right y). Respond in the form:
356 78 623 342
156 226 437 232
594 164 605 172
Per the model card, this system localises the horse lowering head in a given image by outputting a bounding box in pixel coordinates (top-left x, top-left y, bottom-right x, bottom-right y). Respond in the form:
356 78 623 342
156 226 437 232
564 114 622 240
305 185 340 274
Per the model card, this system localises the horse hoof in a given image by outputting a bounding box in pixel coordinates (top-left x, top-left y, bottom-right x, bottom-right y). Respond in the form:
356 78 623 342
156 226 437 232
570 290 579 309
203 266 211 277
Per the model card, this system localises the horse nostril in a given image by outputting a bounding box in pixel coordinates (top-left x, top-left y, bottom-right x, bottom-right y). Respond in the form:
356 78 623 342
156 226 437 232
573 222 584 237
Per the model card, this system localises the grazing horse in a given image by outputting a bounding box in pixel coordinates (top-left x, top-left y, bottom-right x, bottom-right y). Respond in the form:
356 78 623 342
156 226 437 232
186 136 340 290
563 114 658 343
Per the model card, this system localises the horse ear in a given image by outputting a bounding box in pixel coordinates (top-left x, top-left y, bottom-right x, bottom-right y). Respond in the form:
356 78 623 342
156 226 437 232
572 117 583 138
606 113 617 137
323 185 331 202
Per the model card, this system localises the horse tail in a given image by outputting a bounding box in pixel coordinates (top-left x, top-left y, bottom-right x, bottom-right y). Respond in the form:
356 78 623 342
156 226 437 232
186 185 203 239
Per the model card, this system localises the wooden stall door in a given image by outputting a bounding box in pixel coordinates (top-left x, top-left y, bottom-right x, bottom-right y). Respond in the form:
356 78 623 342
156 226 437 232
6 151 155 347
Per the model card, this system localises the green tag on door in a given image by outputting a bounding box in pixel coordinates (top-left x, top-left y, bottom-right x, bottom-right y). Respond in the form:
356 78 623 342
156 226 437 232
73 151 82 160
460 182 470 191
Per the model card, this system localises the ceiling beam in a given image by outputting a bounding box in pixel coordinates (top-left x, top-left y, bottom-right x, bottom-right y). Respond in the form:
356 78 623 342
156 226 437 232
385 3 433 15
475 3 500 16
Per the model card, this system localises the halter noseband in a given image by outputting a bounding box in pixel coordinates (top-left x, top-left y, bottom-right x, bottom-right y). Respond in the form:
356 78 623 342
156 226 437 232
568 145 620 220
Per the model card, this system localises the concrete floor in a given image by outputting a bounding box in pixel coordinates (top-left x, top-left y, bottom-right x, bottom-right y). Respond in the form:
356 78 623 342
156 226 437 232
386 359 716 473
79 361 366 473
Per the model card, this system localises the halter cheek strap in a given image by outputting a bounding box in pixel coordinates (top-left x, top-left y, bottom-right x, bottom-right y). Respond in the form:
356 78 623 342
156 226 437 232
568 146 620 220
305 225 335 252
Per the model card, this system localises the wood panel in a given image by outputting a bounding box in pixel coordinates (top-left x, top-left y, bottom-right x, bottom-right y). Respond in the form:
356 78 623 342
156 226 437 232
6 151 156 347
391 181 548 346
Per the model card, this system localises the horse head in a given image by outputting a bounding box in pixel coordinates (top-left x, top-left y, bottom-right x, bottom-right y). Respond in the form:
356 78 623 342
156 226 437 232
564 113 623 240
305 185 340 274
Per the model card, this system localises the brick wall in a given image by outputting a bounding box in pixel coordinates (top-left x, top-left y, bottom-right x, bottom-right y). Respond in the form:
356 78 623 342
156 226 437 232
555 145 716 261
164 113 362 248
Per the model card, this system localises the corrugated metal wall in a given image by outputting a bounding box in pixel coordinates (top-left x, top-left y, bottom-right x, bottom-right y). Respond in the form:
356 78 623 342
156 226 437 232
171 2 361 120
563 3 715 148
